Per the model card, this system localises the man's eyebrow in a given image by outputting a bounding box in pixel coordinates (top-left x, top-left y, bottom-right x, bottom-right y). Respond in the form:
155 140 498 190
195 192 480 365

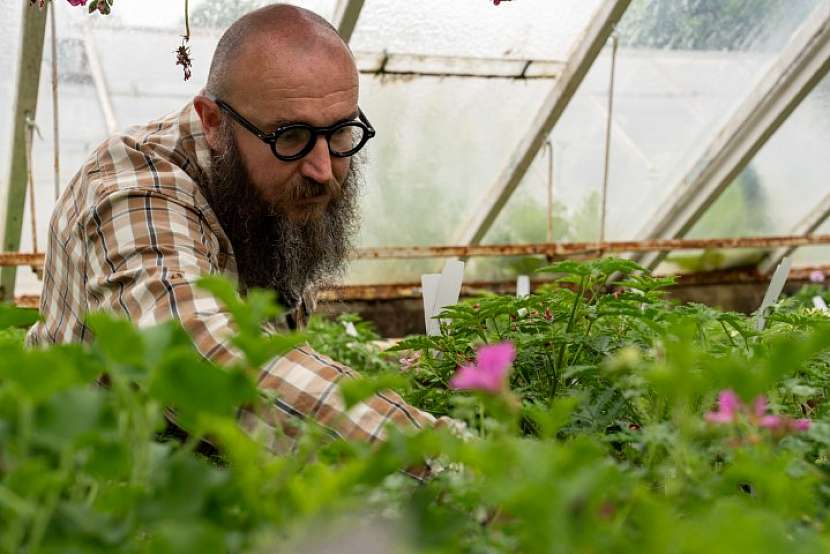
264 111 360 130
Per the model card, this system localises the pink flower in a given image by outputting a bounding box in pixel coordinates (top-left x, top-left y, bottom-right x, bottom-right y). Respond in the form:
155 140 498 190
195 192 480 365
792 419 811 431
705 389 740 423
67 0 88 5
759 415 783 429
705 390 811 433
810 270 825 283
450 342 516 393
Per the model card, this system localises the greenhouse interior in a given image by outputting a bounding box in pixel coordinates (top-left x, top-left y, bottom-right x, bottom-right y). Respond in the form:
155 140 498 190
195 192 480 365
2 0 830 551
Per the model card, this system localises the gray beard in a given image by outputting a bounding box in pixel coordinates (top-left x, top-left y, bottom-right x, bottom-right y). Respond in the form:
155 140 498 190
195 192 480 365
204 122 361 308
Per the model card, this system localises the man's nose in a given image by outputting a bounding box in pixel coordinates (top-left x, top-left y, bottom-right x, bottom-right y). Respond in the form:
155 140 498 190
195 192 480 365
299 135 333 185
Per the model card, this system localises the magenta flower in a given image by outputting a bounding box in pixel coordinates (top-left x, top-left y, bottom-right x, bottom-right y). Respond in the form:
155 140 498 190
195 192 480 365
810 270 825 283
705 389 811 434
759 415 783 429
450 342 516 393
67 0 88 5
705 389 740 423
792 419 811 431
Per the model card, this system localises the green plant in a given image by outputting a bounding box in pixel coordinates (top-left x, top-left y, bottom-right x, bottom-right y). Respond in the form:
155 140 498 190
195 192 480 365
4 262 830 552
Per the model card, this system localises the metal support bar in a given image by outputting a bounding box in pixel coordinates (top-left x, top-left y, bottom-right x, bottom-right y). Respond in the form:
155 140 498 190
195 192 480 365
759 191 830 274
7 234 830 268
599 34 619 242
454 0 632 245
49 0 60 201
333 0 365 43
82 25 118 135
633 2 830 271
0 5 48 302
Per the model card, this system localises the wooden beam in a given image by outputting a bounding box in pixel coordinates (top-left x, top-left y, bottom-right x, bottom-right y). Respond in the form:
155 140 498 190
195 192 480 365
0 5 47 302
454 0 632 245
758 191 830 274
12 262 830 307
333 0 365 43
633 2 830 271
7 233 830 267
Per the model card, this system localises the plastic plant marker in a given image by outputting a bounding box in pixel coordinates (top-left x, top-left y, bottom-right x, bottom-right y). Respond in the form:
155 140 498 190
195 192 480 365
516 275 530 297
755 256 793 330
812 296 829 312
517 275 530 316
421 273 441 335
343 321 359 337
427 260 465 336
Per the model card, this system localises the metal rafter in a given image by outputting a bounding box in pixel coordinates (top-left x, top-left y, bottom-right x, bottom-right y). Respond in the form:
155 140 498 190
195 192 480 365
0 6 48 302
453 0 633 245
633 2 830 271
333 0 365 43
82 24 118 135
758 192 830 274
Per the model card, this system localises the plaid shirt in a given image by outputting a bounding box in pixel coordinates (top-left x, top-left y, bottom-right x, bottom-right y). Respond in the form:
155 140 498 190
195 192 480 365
26 102 440 452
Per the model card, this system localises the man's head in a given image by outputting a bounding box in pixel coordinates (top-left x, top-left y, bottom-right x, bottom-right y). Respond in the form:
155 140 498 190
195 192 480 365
193 4 364 306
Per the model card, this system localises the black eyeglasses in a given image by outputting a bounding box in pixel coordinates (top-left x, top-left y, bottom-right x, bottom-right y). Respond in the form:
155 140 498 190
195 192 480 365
213 98 376 162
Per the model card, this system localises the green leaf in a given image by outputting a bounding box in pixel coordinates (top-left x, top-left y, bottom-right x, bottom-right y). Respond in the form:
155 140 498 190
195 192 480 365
0 304 39 330
86 312 147 377
148 350 258 420
0 344 99 402
33 388 107 449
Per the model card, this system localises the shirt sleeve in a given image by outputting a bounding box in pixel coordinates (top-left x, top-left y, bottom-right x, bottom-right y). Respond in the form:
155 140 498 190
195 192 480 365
83 184 439 452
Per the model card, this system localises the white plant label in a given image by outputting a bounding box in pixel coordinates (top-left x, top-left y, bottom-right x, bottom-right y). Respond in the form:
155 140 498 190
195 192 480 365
516 275 530 298
517 275 530 316
812 296 828 312
343 321 359 337
755 256 793 331
421 273 441 335
421 260 465 336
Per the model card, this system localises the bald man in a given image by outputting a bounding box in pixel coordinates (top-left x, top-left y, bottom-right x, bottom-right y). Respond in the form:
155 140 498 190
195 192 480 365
27 5 444 451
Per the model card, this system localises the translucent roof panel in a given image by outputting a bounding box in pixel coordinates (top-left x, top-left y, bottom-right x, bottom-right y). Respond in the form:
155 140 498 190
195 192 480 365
106 0 336 30
688 73 830 239
622 0 823 240
351 0 603 60
663 69 830 273
481 0 823 258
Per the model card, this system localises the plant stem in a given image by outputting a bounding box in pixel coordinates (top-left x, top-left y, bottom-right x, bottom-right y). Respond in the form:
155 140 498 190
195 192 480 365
719 321 737 348
557 276 586 371
478 401 485 438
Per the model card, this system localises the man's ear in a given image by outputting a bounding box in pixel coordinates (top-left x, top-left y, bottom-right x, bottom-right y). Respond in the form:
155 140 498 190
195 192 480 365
193 94 224 150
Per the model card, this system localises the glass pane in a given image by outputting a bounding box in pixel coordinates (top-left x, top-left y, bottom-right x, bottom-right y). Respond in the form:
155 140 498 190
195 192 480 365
481 0 823 280
346 74 551 283
689 73 830 239
345 73 551 283
351 0 604 61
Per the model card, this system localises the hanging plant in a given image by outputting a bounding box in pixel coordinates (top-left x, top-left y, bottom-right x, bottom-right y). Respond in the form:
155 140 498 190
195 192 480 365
28 0 194 81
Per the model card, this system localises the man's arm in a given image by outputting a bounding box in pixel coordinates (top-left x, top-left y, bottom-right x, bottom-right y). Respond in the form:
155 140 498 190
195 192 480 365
84 186 437 452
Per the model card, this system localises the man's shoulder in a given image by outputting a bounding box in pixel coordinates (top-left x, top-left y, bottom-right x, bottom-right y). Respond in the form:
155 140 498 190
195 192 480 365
82 102 211 211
